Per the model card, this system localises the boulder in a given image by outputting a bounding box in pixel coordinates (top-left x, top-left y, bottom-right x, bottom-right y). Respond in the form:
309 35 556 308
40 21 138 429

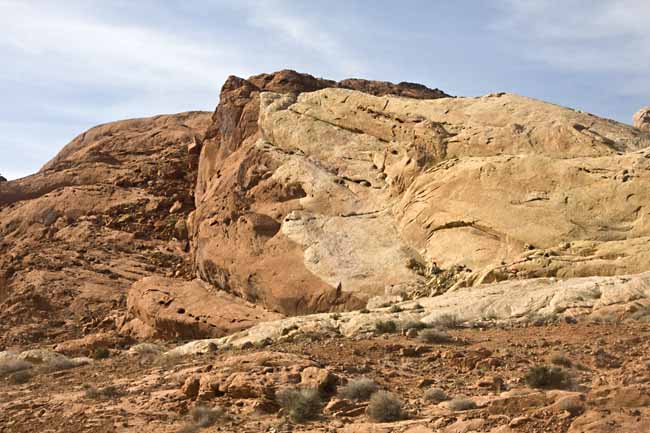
633 106 650 131
121 276 283 339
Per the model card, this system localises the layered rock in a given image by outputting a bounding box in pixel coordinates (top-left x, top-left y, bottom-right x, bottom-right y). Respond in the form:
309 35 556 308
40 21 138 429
191 71 450 315
190 74 650 315
0 112 211 347
634 106 650 131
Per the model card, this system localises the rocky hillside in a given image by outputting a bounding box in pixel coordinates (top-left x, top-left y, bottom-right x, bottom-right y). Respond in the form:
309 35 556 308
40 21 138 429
3 70 650 433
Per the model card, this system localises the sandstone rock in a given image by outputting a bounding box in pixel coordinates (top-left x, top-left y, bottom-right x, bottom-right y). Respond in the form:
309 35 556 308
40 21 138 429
633 106 650 131
121 276 283 339
191 71 650 315
300 366 339 394
53 332 132 356
181 374 201 400
0 112 210 347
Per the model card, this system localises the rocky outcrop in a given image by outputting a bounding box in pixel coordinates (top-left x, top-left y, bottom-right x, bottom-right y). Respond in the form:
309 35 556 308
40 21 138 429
190 74 650 315
121 276 282 339
634 106 650 131
0 112 210 347
172 271 650 355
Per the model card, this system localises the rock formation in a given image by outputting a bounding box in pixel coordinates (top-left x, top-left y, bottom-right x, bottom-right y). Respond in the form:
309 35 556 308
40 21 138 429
634 106 650 131
189 71 650 319
0 112 212 347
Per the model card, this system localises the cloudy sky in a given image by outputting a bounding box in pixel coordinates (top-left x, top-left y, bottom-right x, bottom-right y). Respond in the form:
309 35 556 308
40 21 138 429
1 0 649 180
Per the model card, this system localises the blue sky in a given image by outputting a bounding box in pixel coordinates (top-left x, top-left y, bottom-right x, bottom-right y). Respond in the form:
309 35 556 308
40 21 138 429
1 0 649 180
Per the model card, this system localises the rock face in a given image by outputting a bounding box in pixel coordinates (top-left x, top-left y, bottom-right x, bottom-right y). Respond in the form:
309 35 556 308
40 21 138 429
190 71 650 316
0 112 211 347
634 106 650 131
191 70 450 315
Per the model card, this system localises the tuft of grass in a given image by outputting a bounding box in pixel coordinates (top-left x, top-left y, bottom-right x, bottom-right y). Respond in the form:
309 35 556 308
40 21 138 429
84 384 122 400
524 365 571 390
550 352 572 368
400 320 431 331
190 405 224 428
423 387 448 403
374 320 398 334
276 388 321 423
339 378 378 401
431 313 461 329
367 391 403 422
93 347 110 360
418 329 453 344
447 397 477 411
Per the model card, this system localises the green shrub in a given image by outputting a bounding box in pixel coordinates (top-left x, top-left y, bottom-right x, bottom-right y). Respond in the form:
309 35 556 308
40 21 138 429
277 388 321 423
524 365 571 389
339 378 378 401
367 391 403 422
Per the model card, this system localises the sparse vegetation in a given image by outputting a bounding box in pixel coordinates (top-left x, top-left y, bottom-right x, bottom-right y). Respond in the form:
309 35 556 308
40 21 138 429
374 320 398 334
447 397 477 411
423 387 448 403
412 303 424 310
276 387 321 422
190 405 224 428
550 352 572 368
367 391 403 422
93 347 110 360
359 308 370 314
418 329 453 344
389 305 403 313
431 313 461 329
339 378 378 401
524 365 571 389
399 320 431 331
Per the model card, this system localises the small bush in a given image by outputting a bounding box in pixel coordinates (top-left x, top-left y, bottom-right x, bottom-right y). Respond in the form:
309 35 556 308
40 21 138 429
550 353 572 368
93 347 110 360
389 305 403 313
375 320 398 334
431 313 461 329
419 329 453 344
190 405 224 428
339 378 378 401
400 320 430 331
423 387 448 403
524 365 571 389
277 388 321 423
85 384 122 400
8 370 32 385
367 391 403 422
447 397 477 411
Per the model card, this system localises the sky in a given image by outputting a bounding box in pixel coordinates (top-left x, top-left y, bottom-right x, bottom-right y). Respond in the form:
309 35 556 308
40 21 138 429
1 0 649 180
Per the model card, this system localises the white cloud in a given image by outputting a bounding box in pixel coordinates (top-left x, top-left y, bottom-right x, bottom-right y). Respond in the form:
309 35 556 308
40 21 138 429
493 0 650 95
235 0 367 77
